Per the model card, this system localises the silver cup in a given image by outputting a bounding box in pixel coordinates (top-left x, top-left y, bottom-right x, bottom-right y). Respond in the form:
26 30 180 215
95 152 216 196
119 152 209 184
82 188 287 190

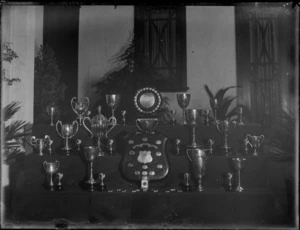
106 94 121 124
216 119 237 155
210 98 219 124
56 120 79 155
136 118 158 134
84 146 98 186
187 148 209 192
43 160 59 191
237 107 244 126
177 93 191 125
83 106 116 156
71 97 90 125
30 135 52 156
246 134 265 156
231 157 246 192
185 109 203 148
47 105 57 126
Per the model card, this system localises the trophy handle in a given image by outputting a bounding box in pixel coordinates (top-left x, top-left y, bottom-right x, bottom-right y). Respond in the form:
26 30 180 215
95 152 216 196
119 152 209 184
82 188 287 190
83 117 93 137
71 97 77 114
107 117 117 136
56 120 65 139
43 161 48 170
85 97 90 109
70 120 79 138
30 136 36 146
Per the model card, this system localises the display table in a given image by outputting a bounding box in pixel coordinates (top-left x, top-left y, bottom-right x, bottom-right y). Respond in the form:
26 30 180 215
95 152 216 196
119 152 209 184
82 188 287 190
5 123 282 227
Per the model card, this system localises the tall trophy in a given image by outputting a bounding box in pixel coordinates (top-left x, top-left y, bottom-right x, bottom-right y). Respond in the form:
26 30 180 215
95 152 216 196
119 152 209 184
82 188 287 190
237 107 244 126
210 98 219 124
177 93 191 125
230 157 246 192
47 105 57 126
56 120 79 155
216 119 237 155
84 146 98 191
185 108 209 191
30 135 53 156
246 134 264 156
43 160 59 191
106 94 121 124
71 97 90 125
83 106 116 156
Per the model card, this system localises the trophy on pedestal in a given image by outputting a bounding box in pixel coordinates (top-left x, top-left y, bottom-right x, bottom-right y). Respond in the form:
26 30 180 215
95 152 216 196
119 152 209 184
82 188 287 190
71 97 90 125
98 173 107 191
170 110 177 125
43 160 60 191
56 120 78 155
30 135 53 156
84 146 98 191
106 94 121 124
47 105 57 126
185 109 209 192
210 98 219 125
83 106 116 156
246 134 264 156
237 107 245 126
216 119 237 155
230 157 246 192
177 93 191 125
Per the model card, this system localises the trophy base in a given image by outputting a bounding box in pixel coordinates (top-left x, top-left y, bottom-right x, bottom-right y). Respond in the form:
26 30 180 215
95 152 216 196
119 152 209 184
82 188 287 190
234 186 244 192
99 184 107 191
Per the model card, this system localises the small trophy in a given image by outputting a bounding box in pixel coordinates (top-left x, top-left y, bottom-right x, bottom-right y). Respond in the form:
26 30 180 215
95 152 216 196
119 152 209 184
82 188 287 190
84 146 98 191
56 120 79 155
106 94 121 124
47 136 53 156
121 110 126 125
237 107 244 126
224 172 233 191
76 139 82 151
210 98 219 125
47 105 57 126
182 173 192 192
242 138 251 155
98 172 107 191
56 173 63 191
176 93 191 125
43 161 60 191
107 139 114 156
207 138 215 155
230 157 246 192
170 110 177 125
30 135 52 156
203 109 210 126
216 119 237 155
246 134 264 156
71 97 90 125
175 138 181 156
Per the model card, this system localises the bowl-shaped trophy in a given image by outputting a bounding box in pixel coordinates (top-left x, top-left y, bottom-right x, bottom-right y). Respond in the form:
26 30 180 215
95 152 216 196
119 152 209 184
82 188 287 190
187 148 209 191
246 134 264 156
56 120 79 155
136 118 158 134
106 94 121 124
216 119 237 155
177 93 191 125
71 97 90 125
83 106 116 156
30 135 53 156
185 109 203 148
230 157 246 192
84 146 98 191
43 160 59 191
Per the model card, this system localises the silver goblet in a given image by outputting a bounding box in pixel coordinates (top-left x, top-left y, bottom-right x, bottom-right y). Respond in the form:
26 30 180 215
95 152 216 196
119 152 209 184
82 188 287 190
136 118 158 134
210 98 219 124
30 135 52 156
106 94 121 124
246 134 265 156
71 97 90 125
47 105 57 126
177 93 191 125
231 157 246 192
84 146 98 189
56 120 79 155
43 160 59 191
216 119 237 155
185 109 203 148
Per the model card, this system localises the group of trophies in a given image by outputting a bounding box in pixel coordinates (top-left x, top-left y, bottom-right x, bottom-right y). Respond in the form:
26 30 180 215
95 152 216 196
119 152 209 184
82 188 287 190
31 92 265 192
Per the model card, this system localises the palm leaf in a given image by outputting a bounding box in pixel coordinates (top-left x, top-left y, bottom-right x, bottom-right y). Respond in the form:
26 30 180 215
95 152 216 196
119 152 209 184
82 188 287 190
5 120 30 141
215 86 239 101
204 84 214 99
3 101 22 121
217 97 236 119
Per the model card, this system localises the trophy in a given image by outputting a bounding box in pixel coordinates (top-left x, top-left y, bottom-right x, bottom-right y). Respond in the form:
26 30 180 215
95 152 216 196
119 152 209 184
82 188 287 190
83 106 116 156
84 146 98 191
224 172 233 191
136 118 158 134
242 138 251 155
30 135 52 156
56 120 79 155
47 105 57 126
71 97 90 125
237 107 244 126
216 119 237 155
121 110 126 125
43 161 59 191
182 173 192 192
107 139 114 156
76 139 82 151
177 93 191 125
230 157 246 192
47 137 53 156
98 172 107 191
246 134 265 156
207 138 215 155
106 94 121 124
203 109 210 126
185 109 203 148
210 98 219 124
175 138 181 155
56 173 63 191
170 110 177 125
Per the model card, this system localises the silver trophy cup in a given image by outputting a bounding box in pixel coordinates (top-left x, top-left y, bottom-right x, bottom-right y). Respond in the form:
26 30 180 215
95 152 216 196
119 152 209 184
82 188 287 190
43 160 60 191
56 120 79 155
71 97 90 125
106 94 121 124
30 135 52 156
176 93 191 125
136 118 158 134
246 134 265 156
231 157 246 192
185 109 203 148
216 119 237 155
84 146 98 189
